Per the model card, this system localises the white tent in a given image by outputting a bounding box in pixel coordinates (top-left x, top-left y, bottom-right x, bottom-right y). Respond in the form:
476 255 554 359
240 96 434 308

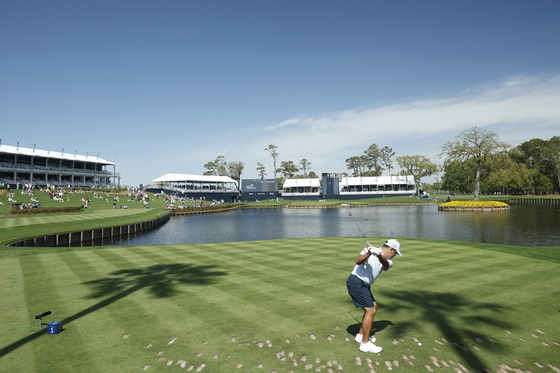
153 173 235 184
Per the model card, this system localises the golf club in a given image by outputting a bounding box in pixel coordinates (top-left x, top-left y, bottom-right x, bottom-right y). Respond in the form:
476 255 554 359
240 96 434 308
349 212 368 244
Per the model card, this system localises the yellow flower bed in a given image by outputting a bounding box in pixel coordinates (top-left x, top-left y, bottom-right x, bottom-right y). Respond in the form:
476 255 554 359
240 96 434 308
440 200 509 208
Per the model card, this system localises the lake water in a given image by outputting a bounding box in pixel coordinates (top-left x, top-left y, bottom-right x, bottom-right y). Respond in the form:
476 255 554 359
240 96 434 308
97 205 560 247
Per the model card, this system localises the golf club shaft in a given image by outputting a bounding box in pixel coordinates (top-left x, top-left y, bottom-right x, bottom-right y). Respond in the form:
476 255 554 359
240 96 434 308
349 213 368 244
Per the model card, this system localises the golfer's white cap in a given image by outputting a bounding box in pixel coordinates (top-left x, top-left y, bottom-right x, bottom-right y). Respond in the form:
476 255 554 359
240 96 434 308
385 239 403 256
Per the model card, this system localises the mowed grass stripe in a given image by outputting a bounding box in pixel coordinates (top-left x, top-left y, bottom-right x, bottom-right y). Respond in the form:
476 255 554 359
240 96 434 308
0 258 38 372
155 243 351 340
89 247 141 269
144 244 217 263
482 261 560 306
62 248 126 275
387 242 546 303
158 242 347 299
130 286 297 372
201 241 358 334
152 272 316 349
16 253 101 372
3 238 559 373
224 239 347 275
158 239 438 317
56 249 200 372
77 247 245 370
0 258 29 326
45 251 139 372
375 243 560 354
120 245 188 266
407 246 554 294
103 245 238 342
156 243 317 288
213 267 324 328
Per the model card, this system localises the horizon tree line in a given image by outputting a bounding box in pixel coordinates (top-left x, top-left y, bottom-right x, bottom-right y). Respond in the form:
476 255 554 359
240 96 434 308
203 127 560 198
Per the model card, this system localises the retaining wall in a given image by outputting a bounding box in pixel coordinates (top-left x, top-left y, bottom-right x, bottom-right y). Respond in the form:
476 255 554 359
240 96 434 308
508 198 560 206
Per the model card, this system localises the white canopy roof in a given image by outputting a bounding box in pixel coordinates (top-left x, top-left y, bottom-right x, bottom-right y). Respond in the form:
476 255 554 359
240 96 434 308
153 173 236 183
0 144 114 165
340 175 414 185
283 178 321 188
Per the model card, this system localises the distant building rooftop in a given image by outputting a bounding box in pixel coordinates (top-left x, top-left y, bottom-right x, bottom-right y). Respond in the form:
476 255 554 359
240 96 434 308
0 144 114 165
152 173 236 184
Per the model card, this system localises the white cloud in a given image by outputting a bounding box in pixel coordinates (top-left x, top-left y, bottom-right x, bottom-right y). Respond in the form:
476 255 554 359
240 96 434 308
242 73 560 177
124 73 560 185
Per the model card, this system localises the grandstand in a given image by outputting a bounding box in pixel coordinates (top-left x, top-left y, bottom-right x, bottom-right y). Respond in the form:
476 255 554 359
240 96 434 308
281 178 321 200
0 143 120 187
148 173 239 202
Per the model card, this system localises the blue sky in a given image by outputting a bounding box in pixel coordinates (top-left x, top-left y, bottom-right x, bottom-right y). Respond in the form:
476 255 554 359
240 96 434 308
2 0 559 187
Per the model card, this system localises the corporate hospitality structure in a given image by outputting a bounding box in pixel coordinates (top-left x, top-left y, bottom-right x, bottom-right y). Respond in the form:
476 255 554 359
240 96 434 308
148 173 239 202
338 175 416 198
281 178 321 199
0 143 120 187
149 172 416 202
281 174 417 200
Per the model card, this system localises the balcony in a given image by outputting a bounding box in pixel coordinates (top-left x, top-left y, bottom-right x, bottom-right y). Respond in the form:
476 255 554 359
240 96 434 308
0 162 119 176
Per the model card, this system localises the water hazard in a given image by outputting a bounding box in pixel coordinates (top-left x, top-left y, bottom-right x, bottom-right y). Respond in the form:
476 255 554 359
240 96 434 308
94 205 560 247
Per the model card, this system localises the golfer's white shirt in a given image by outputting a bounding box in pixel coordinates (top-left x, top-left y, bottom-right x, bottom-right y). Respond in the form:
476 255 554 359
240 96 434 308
351 247 393 285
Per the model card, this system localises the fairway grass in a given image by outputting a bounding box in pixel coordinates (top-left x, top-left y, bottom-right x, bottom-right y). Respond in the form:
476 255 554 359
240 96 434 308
0 237 558 372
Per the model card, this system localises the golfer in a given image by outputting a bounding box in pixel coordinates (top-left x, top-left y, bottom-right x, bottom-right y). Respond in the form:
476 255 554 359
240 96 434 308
346 239 402 353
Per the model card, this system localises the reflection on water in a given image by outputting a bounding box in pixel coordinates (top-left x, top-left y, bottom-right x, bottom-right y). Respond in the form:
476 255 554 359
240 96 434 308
91 205 560 247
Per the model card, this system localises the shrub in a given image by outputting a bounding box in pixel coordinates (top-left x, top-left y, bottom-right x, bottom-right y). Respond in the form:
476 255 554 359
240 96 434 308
440 200 509 207
10 206 83 215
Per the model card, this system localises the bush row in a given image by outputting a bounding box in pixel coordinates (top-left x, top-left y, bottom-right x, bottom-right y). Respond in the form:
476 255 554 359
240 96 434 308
439 200 509 207
10 206 83 215
170 203 247 212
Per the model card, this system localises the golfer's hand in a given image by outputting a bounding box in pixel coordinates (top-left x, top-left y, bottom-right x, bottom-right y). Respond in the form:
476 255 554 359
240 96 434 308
369 247 382 256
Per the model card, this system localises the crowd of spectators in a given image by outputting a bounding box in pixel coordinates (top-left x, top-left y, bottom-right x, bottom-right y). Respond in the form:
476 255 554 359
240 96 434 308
154 193 224 210
0 183 155 210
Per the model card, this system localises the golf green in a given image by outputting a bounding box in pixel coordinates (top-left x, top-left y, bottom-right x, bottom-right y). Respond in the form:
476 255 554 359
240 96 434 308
0 237 558 372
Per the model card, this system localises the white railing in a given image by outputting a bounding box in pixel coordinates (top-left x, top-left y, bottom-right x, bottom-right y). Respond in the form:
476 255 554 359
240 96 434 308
340 189 416 195
0 162 119 176
281 192 321 196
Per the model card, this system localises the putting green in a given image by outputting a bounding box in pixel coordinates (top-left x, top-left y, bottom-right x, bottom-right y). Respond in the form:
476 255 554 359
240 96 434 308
0 237 558 372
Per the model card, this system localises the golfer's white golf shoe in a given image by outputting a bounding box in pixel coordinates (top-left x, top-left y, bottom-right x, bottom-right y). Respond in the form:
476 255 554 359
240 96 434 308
359 341 383 353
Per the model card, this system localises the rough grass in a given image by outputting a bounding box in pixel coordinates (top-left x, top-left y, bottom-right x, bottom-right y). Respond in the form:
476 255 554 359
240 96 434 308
0 237 558 372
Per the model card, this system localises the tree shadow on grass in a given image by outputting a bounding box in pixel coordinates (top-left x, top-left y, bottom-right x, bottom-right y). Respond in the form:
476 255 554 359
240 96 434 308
84 263 226 299
0 263 227 358
376 289 513 372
